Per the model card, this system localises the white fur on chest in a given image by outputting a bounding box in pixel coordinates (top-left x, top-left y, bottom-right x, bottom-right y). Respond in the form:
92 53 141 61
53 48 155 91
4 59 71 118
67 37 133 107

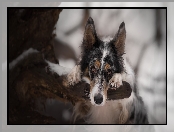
86 100 122 124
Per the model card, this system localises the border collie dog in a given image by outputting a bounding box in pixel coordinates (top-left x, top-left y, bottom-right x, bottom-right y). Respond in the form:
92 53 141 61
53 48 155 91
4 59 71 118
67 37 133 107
67 17 148 124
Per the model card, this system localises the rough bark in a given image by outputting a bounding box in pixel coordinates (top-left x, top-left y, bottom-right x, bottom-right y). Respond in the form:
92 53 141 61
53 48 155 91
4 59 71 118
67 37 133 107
9 9 62 124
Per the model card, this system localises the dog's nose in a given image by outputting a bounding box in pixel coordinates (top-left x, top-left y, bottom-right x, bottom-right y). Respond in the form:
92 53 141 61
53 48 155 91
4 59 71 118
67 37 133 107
94 93 103 104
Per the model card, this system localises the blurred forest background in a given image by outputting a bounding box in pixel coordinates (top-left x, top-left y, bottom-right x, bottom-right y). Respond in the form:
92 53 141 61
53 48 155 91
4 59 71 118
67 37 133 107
54 8 166 124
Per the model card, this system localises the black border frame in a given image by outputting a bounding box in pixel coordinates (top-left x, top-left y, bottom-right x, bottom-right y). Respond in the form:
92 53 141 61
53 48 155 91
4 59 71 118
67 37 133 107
7 7 167 125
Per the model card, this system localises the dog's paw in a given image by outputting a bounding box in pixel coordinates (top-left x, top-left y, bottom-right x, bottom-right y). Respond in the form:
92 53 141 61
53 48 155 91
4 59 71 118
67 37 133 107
67 65 81 86
109 73 123 90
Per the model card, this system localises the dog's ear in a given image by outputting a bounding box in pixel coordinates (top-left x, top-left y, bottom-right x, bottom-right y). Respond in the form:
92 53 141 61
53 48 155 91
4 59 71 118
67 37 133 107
83 17 98 50
113 22 126 56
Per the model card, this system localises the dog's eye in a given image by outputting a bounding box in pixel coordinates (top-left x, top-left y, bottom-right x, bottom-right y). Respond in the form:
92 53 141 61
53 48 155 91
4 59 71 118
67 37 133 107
91 66 97 73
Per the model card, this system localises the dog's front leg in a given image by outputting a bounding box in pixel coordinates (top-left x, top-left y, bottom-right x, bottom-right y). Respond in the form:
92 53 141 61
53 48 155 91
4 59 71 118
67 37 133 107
67 65 81 85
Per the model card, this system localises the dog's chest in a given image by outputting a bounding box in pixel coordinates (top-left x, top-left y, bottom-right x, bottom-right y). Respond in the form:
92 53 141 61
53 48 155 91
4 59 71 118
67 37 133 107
86 100 122 124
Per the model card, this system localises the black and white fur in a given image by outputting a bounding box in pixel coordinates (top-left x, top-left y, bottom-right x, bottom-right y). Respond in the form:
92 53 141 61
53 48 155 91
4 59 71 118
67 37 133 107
67 17 148 124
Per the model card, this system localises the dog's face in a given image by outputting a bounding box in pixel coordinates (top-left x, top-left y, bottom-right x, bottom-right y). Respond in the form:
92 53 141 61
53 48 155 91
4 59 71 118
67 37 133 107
81 17 126 106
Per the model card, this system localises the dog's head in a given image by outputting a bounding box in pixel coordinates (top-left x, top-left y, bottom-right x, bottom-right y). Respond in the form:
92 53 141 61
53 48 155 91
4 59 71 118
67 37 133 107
81 17 126 106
